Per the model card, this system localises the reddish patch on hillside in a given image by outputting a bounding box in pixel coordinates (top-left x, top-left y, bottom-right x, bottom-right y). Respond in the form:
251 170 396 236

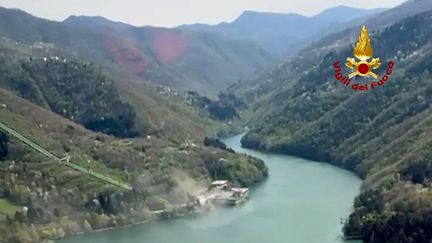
152 30 187 64
101 29 149 74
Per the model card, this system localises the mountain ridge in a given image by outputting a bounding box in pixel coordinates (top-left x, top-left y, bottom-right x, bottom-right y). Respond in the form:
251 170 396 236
178 6 386 55
0 6 272 95
63 15 132 29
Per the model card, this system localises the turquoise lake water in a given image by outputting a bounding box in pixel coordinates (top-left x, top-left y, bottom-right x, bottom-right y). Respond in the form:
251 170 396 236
60 133 362 243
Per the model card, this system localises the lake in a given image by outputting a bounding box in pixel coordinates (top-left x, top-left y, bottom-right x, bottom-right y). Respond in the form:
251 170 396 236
60 133 362 243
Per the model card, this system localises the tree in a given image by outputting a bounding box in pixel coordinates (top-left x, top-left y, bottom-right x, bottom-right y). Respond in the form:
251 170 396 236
0 132 8 159
409 165 426 184
29 224 40 242
83 220 92 232
15 230 32 243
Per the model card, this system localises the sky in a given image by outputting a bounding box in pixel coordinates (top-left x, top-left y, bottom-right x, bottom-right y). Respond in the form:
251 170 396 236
0 0 406 27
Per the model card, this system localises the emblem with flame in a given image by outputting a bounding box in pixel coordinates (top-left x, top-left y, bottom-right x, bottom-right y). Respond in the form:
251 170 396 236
346 25 381 79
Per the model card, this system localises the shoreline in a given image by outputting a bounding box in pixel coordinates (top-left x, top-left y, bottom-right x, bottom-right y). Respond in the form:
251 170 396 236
240 136 363 178
55 135 361 243
56 207 206 242
58 218 152 241
225 133 364 241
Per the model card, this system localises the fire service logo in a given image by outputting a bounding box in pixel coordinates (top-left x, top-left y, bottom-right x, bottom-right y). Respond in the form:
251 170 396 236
333 25 395 91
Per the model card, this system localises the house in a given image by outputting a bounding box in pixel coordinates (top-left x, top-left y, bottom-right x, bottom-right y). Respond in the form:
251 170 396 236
197 180 249 206
210 180 230 189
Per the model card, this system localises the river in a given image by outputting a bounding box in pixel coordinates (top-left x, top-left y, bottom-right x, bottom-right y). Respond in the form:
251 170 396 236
60 133 362 243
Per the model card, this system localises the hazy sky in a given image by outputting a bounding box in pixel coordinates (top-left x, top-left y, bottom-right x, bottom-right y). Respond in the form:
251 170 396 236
0 0 406 27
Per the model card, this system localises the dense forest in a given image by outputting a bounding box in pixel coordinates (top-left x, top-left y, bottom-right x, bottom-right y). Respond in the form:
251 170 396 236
1 0 432 242
0 84 268 242
0 6 272 96
0 32 269 241
0 15 270 242
0 58 137 137
235 8 432 243
186 91 243 120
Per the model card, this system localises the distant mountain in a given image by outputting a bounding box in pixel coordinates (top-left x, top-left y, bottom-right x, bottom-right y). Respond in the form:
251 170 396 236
63 15 132 29
313 6 383 23
0 7 271 95
309 0 432 54
230 0 432 100
179 6 385 55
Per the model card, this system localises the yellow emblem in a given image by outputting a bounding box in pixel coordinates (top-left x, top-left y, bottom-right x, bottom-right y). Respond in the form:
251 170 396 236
346 25 381 79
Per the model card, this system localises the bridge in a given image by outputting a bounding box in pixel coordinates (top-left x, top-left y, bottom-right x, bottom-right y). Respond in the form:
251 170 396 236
0 121 132 191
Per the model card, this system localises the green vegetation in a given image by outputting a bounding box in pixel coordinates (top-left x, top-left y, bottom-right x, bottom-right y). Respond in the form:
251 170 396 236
0 82 268 242
0 57 137 137
0 132 8 159
233 9 432 242
0 6 272 95
0 198 20 215
114 81 219 140
204 137 235 152
0 28 268 241
0 2 275 242
208 153 268 186
187 91 245 120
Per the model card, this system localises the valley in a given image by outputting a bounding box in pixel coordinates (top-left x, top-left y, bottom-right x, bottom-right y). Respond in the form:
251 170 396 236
233 0 432 241
1 0 432 242
0 10 269 241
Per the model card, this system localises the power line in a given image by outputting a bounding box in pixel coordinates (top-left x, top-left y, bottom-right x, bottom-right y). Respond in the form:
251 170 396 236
0 121 132 191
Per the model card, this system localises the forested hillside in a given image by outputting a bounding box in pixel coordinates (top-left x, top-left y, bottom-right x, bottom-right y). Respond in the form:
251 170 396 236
0 28 268 242
0 6 272 95
3 0 431 242
229 0 432 101
0 58 136 137
0 87 268 242
233 5 432 242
